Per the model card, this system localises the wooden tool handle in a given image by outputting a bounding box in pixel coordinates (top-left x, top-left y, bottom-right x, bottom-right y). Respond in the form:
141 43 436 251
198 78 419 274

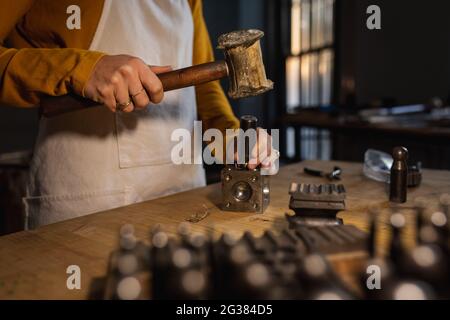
41 60 228 117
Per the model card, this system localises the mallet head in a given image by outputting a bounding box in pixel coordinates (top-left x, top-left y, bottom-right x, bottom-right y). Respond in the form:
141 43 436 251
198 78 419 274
218 29 274 99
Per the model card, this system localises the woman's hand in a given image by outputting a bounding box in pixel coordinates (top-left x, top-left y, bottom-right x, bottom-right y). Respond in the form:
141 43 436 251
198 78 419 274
248 128 273 170
84 55 171 113
231 128 275 169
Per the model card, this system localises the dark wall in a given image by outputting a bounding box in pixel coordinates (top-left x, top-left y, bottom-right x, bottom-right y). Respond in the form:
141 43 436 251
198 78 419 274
338 0 450 107
0 108 38 154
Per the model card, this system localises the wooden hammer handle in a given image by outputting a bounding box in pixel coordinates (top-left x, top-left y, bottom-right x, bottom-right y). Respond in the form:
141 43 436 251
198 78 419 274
41 60 228 117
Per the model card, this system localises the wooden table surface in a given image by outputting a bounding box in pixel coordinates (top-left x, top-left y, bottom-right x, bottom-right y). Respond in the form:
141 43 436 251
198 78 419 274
1 160 449 299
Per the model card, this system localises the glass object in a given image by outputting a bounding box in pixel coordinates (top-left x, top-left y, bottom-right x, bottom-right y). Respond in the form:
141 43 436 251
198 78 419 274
310 53 319 106
300 0 310 52
286 127 296 158
363 149 393 183
285 0 335 161
291 0 301 55
286 56 301 111
319 49 333 105
323 0 334 45
321 130 331 160
300 127 318 160
311 0 324 48
300 54 311 107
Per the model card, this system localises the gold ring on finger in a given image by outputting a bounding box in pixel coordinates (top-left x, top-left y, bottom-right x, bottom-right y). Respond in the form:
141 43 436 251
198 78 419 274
116 98 132 111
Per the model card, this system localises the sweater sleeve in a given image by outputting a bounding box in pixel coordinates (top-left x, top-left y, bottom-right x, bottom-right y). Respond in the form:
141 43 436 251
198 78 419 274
189 0 240 134
0 0 105 108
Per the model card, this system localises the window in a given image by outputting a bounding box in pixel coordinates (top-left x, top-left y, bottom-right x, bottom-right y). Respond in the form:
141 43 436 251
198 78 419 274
287 0 334 110
285 0 335 160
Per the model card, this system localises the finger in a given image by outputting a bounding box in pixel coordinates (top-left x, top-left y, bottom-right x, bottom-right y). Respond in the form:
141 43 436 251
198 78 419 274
259 134 273 168
261 143 279 171
264 131 273 156
260 128 272 155
248 129 271 169
139 69 164 104
226 135 238 164
248 145 268 170
257 129 272 162
249 142 265 165
98 87 117 112
251 128 271 157
129 78 150 110
115 80 134 113
149 65 173 74
103 95 117 113
261 159 272 168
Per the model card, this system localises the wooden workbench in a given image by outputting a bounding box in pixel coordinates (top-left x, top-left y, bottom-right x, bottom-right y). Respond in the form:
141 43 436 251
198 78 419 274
0 160 449 299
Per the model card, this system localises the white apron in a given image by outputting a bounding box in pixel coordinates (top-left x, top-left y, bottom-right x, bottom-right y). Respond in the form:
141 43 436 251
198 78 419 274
24 0 206 229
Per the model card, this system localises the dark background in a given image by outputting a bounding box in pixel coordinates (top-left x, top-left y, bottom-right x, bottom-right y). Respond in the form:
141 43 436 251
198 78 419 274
338 0 450 106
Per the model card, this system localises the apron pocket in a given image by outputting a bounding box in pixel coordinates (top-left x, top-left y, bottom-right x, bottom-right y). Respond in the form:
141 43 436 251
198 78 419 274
114 89 196 168
23 188 132 229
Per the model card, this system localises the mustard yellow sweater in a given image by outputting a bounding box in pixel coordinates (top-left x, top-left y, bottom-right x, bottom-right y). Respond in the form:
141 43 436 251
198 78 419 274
0 0 239 133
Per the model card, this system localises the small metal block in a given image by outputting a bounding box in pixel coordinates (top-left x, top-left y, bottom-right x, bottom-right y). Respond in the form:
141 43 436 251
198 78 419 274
221 166 270 213
289 183 346 201
288 183 346 225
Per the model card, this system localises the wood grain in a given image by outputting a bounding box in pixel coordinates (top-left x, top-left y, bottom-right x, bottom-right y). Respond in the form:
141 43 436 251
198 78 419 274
0 160 449 299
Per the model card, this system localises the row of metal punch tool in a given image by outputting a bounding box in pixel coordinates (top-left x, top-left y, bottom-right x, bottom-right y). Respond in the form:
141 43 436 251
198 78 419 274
98 185 450 300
